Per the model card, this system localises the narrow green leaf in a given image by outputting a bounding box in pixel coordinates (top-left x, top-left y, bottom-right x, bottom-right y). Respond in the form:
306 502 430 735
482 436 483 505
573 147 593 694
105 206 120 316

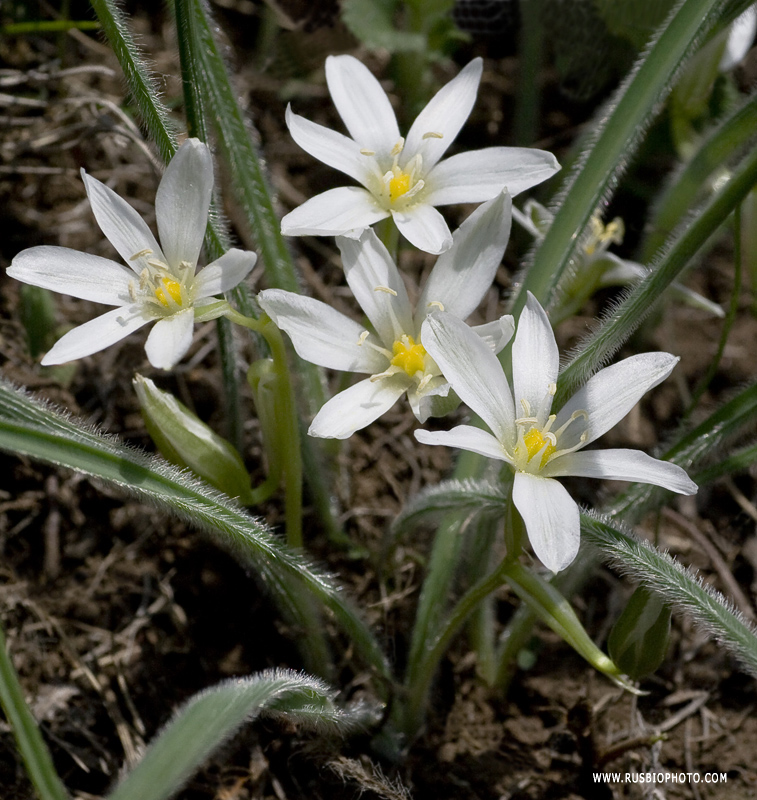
0 379 390 688
342 0 426 52
515 0 752 318
107 670 365 800
554 139 757 408
0 622 70 800
581 510 757 678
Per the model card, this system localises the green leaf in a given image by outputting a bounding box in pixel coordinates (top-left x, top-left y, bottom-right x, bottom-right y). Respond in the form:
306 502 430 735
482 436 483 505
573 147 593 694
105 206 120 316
593 0 676 49
342 0 426 53
581 511 757 679
134 375 255 504
107 670 367 800
0 378 390 688
515 0 753 319
608 586 672 679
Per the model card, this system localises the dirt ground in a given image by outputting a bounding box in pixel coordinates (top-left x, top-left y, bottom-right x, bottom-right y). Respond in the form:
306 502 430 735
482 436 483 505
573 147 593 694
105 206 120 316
1 3 757 799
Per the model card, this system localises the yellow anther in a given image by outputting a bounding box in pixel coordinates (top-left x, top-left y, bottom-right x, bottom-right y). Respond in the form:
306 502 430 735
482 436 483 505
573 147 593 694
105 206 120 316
148 258 169 271
422 131 444 139
427 301 445 311
389 171 412 203
357 330 369 346
374 285 398 296
584 215 625 256
130 248 153 261
360 148 375 156
390 335 426 377
523 427 557 468
390 138 405 157
155 277 183 307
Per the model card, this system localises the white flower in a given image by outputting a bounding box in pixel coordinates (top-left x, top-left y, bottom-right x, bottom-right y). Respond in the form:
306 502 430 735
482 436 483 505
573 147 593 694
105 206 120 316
260 192 515 439
415 294 697 573
720 5 756 71
513 200 724 319
280 55 560 255
7 139 257 370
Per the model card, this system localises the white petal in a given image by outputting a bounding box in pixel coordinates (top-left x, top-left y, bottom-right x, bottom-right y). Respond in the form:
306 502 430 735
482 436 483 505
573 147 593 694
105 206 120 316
407 376 450 423
424 147 560 206
40 305 150 364
720 6 757 71
325 55 400 161
144 308 195 370
595 253 646 286
415 425 509 462
543 449 698 495
416 192 511 324
8 246 135 305
513 472 580 573
193 249 257 298
421 312 515 448
308 376 406 439
555 352 679 449
471 315 515 354
512 292 559 423
392 203 452 254
81 169 164 273
337 229 413 345
281 187 388 237
404 58 482 171
156 138 214 270
285 105 377 186
258 289 386 373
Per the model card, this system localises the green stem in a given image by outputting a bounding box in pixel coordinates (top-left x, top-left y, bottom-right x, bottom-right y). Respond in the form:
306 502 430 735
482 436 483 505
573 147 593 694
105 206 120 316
225 309 303 549
0 621 70 800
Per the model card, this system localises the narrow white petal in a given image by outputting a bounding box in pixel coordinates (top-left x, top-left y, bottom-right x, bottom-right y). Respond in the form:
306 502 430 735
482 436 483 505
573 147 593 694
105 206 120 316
424 147 560 206
595 253 646 286
285 106 377 186
40 305 150 364
512 292 559 422
337 229 413 345
156 138 213 269
555 352 679 449
281 187 388 238
8 246 135 305
471 315 515 354
416 192 511 324
193 249 257 298
415 425 509 462
720 6 757 71
144 308 195 370
81 170 164 273
258 289 386 373
543 449 698 495
308 377 406 439
421 312 515 448
325 55 400 161
392 203 452 255
513 472 580 573
404 58 483 171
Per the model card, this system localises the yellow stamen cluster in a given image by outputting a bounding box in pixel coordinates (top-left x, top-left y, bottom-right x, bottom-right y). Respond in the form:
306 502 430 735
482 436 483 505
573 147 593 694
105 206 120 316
155 278 183 307
584 215 625 256
128 249 193 314
521 427 557 469
390 335 426 377
389 171 412 202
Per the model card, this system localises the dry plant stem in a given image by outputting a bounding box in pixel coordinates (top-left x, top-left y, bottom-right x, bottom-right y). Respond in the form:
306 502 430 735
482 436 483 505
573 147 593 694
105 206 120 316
0 622 70 800
224 309 303 549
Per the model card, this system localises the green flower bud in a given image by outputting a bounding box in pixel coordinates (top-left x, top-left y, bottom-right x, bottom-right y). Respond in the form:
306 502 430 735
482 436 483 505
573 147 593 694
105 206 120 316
608 586 671 680
134 374 254 504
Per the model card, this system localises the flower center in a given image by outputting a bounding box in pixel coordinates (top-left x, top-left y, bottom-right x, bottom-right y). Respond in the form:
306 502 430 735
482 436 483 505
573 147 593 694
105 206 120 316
390 335 426 377
389 171 412 202
155 277 183 307
584 215 624 256
509 390 589 474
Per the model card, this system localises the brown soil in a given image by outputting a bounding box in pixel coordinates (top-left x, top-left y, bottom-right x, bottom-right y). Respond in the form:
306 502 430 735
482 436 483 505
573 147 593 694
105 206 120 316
1 4 756 799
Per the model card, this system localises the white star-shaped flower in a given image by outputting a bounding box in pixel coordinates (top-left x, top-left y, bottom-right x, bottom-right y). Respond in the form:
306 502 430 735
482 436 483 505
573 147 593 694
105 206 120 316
415 294 697 573
261 192 515 439
7 139 257 370
280 55 560 254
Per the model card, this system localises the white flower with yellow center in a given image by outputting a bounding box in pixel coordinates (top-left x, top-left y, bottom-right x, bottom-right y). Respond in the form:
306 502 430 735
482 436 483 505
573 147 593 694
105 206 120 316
260 192 515 439
415 294 698 573
7 139 257 370
280 55 560 255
